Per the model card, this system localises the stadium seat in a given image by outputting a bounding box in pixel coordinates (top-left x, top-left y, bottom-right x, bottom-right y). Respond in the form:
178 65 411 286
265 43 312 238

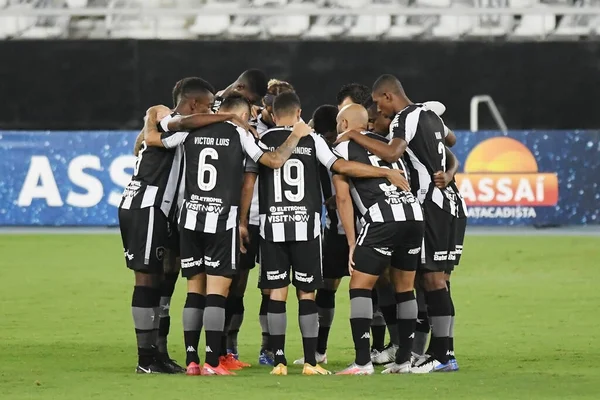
431 5 474 38
228 16 263 37
552 0 596 37
512 2 555 38
347 13 392 38
251 0 289 5
66 0 89 6
468 0 514 37
189 2 234 36
266 3 311 37
304 16 352 38
19 26 65 38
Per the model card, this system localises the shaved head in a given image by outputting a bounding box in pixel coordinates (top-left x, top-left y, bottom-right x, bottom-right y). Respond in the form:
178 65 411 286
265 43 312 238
336 103 369 134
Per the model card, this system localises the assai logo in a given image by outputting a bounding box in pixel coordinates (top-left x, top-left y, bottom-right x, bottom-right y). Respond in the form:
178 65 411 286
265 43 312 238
455 137 559 219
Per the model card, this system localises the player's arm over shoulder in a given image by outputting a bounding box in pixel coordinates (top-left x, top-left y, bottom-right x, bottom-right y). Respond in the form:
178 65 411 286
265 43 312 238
253 122 313 169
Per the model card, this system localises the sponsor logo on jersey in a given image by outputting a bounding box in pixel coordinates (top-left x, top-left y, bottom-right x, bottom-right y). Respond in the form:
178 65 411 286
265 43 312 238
181 257 203 269
267 214 310 223
186 201 224 214
433 251 448 261
204 256 221 268
373 247 392 256
124 250 135 261
266 270 288 281
455 137 558 220
294 271 314 283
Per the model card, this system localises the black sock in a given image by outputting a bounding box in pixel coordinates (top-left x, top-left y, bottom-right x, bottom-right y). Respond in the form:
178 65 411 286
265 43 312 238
204 294 227 368
268 300 287 366
315 289 335 354
226 296 244 354
448 280 455 359
380 304 398 346
259 294 270 351
157 272 178 355
299 299 319 366
350 289 373 366
371 310 386 351
183 293 205 366
132 286 160 367
425 288 452 364
395 291 417 364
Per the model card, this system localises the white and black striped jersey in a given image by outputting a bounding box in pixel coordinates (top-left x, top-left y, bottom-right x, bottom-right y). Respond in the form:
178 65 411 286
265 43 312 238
450 181 468 219
319 161 345 235
335 131 423 225
387 103 458 216
253 127 339 242
160 121 263 233
119 113 184 220
244 159 260 226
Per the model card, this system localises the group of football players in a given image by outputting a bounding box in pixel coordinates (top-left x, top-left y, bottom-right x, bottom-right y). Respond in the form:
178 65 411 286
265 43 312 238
118 68 467 376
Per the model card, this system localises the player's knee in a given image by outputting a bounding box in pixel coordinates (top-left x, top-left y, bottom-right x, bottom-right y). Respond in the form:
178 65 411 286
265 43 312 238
422 271 446 291
297 289 315 301
186 274 207 295
135 271 160 287
323 278 340 291
316 288 336 309
270 287 288 302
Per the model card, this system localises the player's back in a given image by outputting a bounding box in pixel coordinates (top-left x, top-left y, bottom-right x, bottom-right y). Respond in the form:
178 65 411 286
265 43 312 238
258 127 327 242
121 119 182 218
180 121 246 233
336 132 423 224
389 104 457 214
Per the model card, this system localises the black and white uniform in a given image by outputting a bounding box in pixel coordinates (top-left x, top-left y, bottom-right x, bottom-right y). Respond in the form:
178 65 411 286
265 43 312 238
388 104 458 272
239 113 270 271
118 114 184 273
450 181 468 269
252 127 339 292
160 120 264 278
335 131 425 276
319 156 350 280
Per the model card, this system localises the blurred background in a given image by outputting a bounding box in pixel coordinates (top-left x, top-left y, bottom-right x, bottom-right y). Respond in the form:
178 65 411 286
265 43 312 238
0 0 598 228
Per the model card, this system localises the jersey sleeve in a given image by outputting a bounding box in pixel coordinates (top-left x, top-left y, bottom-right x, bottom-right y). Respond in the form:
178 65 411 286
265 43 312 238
313 133 339 171
333 142 350 161
158 114 189 148
237 127 265 162
245 156 259 174
388 108 418 144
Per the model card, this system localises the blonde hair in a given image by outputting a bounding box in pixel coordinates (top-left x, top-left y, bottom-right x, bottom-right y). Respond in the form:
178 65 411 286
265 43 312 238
267 79 295 96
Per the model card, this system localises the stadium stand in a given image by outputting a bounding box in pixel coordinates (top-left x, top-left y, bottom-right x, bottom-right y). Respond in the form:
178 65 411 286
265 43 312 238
0 0 599 40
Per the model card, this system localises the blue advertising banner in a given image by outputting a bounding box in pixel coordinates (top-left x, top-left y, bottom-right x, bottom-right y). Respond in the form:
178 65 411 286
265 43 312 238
0 130 599 226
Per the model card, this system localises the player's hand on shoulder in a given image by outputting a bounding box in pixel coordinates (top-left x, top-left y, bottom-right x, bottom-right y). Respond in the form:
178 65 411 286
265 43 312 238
433 171 452 189
334 129 359 145
387 169 411 192
291 121 312 138
146 105 171 121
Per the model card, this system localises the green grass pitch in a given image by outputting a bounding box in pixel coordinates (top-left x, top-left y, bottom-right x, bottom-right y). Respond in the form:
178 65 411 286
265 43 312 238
1 234 599 399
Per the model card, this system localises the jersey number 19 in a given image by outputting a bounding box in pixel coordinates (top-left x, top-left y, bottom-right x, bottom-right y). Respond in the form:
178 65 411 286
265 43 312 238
273 159 305 202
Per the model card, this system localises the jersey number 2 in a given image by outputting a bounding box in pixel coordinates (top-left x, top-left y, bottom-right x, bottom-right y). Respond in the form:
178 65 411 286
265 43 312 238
438 142 446 172
198 148 218 191
274 159 305 202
